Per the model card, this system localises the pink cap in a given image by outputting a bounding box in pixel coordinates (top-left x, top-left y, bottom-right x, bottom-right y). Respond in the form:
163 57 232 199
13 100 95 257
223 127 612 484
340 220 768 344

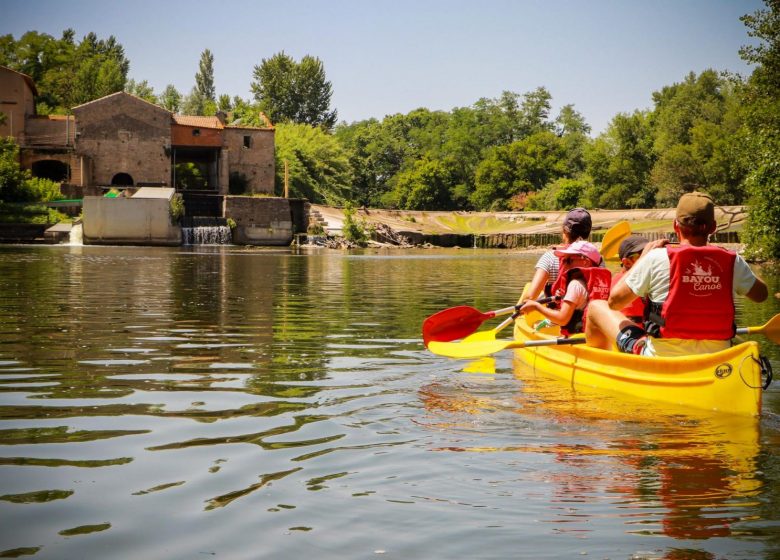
554 240 601 265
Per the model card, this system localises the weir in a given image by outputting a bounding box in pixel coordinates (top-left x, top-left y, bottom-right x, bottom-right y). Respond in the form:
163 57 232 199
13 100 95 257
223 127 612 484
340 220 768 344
181 216 232 245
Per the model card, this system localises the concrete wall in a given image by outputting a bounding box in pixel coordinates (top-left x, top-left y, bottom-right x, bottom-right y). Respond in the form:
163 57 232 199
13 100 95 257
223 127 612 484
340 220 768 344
224 196 292 245
82 196 181 246
73 92 171 187
223 128 275 194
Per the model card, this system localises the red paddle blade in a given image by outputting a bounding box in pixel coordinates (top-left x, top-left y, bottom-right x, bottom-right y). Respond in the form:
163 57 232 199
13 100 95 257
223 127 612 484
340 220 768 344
422 306 491 346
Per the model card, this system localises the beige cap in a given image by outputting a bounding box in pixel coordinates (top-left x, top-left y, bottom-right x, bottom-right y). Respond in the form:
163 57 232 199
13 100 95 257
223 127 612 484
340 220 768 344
676 191 715 227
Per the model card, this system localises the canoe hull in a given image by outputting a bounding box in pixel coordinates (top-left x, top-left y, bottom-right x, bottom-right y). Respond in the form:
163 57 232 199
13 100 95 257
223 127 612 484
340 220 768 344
513 311 764 417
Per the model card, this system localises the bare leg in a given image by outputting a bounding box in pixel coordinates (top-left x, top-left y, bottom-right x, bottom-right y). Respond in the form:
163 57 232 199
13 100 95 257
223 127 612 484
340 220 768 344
586 300 635 350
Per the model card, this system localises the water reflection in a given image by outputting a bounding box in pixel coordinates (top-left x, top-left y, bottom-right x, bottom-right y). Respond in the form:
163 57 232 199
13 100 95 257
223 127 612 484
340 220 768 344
0 246 778 559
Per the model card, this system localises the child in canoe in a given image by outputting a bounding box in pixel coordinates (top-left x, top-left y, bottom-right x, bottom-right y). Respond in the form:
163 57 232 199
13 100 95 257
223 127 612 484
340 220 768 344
519 240 611 336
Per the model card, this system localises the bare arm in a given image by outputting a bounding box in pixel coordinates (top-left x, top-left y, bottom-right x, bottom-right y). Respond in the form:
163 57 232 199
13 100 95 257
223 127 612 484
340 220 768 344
745 277 769 303
523 267 550 302
519 299 577 326
608 274 639 311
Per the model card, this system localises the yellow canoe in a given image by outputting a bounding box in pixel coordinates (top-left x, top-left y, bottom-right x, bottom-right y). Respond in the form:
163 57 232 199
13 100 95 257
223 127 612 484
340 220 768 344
513 286 765 417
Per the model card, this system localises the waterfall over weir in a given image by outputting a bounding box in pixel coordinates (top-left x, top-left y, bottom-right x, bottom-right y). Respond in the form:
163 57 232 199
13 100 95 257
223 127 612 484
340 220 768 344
181 217 232 245
182 226 232 245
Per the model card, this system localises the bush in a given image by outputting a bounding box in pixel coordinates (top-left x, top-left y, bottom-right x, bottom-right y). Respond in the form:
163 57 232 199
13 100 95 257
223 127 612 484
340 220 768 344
342 202 368 244
169 193 184 223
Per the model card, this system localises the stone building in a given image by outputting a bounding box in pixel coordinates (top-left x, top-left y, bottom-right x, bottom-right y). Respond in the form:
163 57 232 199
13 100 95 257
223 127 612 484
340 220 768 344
1 66 275 196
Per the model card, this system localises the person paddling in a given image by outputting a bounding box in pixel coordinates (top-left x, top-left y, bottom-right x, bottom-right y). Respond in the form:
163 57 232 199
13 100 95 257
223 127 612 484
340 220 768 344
519 240 610 336
522 208 602 303
585 192 768 357
612 234 648 324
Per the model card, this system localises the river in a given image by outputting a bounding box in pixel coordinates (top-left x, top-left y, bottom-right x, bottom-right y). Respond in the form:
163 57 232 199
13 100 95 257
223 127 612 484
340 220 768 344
0 245 778 559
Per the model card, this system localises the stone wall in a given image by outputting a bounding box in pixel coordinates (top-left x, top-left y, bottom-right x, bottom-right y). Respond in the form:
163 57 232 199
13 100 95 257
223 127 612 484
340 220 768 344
0 67 36 143
224 196 293 245
73 92 171 187
223 128 275 194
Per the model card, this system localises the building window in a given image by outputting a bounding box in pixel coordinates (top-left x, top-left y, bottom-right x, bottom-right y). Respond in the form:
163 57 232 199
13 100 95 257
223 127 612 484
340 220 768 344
192 129 200 137
243 135 251 149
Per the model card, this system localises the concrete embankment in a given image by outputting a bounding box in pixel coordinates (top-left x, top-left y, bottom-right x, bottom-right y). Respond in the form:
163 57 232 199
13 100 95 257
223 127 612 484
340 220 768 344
310 204 747 248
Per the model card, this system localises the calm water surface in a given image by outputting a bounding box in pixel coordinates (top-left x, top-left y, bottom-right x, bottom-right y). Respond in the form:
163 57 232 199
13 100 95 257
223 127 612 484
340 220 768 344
0 245 779 560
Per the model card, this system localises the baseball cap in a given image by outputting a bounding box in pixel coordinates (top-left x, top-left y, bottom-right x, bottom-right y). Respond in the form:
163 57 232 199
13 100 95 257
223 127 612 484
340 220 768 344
554 240 601 265
618 235 649 259
563 208 592 238
676 191 715 227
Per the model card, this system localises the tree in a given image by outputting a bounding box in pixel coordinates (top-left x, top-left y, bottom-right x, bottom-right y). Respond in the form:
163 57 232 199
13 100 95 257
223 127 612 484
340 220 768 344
195 49 216 103
251 51 337 130
0 30 129 111
217 94 232 113
383 157 456 210
471 131 569 210
159 84 182 113
584 111 656 208
739 0 780 260
125 79 156 103
274 122 352 204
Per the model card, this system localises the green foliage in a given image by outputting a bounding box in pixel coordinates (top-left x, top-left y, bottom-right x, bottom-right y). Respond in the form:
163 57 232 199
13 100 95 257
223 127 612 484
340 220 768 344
226 217 237 230
527 176 592 210
341 202 368 244
195 49 216 103
0 29 129 111
174 163 207 190
125 79 156 103
740 0 780 260
168 193 184 223
383 157 455 210
230 98 271 128
0 202 66 224
25 176 62 202
273 122 352 205
584 111 656 208
0 138 30 202
159 84 181 113
251 51 337 130
471 131 569 210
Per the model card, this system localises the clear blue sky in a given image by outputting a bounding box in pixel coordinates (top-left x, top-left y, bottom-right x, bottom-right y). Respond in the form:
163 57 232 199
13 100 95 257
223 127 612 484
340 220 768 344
2 0 764 134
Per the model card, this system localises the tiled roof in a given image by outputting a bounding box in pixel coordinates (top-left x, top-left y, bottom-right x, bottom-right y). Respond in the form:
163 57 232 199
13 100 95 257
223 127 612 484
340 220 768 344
172 115 224 129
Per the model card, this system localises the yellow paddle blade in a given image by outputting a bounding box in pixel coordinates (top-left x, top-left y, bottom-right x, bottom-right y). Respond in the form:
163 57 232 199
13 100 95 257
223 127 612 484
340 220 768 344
746 314 780 345
428 339 518 359
600 221 631 261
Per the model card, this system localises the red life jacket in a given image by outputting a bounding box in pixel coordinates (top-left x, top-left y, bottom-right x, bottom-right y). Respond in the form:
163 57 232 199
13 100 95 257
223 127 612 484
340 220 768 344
612 270 645 320
659 245 736 340
550 267 613 335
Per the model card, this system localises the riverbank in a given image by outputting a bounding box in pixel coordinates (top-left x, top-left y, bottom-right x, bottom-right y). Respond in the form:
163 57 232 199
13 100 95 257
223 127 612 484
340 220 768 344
307 204 746 248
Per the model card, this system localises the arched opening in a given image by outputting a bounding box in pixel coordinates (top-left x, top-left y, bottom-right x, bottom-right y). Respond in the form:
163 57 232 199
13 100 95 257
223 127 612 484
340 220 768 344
111 173 134 186
32 160 69 182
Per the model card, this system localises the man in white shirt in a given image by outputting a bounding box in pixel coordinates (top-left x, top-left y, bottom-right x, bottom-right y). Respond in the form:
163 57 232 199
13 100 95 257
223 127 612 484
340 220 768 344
585 192 768 357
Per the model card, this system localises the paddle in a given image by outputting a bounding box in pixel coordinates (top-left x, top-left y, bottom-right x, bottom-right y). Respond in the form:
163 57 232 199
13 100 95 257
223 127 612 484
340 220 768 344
423 297 555 346
429 314 780 360
422 305 518 346
428 336 587 359
600 220 631 261
737 314 780 345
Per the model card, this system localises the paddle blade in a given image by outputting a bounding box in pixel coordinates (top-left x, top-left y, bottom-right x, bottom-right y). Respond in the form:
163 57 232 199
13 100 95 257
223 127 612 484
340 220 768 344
422 306 489 346
600 221 631 261
428 339 517 359
748 314 780 345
